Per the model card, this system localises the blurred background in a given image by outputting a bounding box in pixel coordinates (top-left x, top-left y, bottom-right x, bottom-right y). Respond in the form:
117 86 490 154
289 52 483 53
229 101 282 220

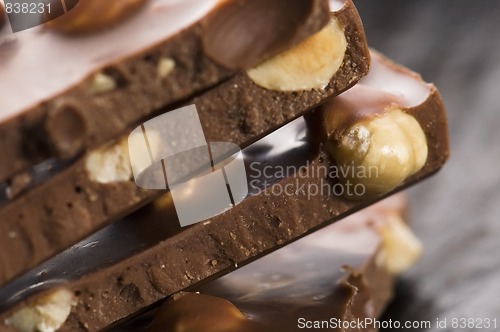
355 0 500 330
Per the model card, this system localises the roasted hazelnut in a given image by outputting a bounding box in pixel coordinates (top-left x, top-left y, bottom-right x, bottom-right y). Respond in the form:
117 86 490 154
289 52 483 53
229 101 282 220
326 107 428 199
376 213 423 274
247 18 346 92
85 138 132 184
5 289 75 332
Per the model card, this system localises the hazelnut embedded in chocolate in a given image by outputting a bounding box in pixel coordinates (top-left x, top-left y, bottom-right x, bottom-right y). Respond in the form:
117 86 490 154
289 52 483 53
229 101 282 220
247 18 347 92
5 289 76 332
85 138 132 184
376 213 423 275
46 0 149 34
157 57 176 79
88 72 117 94
325 107 428 199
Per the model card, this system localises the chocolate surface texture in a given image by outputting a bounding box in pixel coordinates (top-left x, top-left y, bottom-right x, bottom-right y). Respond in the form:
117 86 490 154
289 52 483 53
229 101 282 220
0 0 331 181
116 195 412 332
0 52 448 331
0 0 370 286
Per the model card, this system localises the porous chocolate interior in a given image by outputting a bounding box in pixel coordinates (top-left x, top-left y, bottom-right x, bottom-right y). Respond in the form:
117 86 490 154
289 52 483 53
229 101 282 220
0 52 449 332
0 0 370 287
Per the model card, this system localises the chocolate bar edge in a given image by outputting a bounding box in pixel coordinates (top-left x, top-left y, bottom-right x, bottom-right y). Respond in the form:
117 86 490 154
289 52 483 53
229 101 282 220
0 0 332 182
0 72 448 331
0 0 370 286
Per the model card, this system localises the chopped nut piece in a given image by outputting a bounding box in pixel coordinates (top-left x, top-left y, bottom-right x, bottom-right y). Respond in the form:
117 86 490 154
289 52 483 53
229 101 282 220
375 214 423 275
6 172 32 200
85 138 132 183
89 73 116 94
46 0 149 34
157 58 175 78
246 18 347 91
5 289 75 332
326 107 428 199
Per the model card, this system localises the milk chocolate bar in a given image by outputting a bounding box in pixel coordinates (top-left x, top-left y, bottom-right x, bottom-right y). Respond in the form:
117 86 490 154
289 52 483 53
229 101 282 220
116 195 420 332
0 0 370 286
0 0 333 181
0 52 448 331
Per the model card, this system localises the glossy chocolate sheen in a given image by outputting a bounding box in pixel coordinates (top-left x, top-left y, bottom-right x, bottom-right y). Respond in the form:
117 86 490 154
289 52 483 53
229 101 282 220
0 52 448 331
138 196 404 332
0 0 369 287
0 0 331 181
202 0 329 69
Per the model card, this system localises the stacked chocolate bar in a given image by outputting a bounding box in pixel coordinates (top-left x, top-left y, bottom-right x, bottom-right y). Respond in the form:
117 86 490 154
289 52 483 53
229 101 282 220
0 0 449 331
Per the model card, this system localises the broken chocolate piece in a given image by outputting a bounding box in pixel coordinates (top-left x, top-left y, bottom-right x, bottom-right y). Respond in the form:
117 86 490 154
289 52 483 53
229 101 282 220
0 1 370 286
0 0 333 181
318 88 429 199
0 52 448 331
140 195 413 332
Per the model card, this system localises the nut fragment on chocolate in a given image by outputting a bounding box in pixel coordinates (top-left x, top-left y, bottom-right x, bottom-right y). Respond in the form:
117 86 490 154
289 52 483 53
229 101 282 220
157 58 175 79
325 106 428 199
0 51 448 332
247 17 347 91
88 73 117 94
46 0 149 34
6 173 32 200
85 138 132 184
376 213 423 274
0 0 338 182
5 289 75 332
310 49 446 200
0 0 370 286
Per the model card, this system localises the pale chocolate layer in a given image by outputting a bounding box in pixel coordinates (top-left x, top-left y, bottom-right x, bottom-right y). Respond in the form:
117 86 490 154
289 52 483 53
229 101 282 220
0 0 331 181
0 0 369 286
0 52 448 331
